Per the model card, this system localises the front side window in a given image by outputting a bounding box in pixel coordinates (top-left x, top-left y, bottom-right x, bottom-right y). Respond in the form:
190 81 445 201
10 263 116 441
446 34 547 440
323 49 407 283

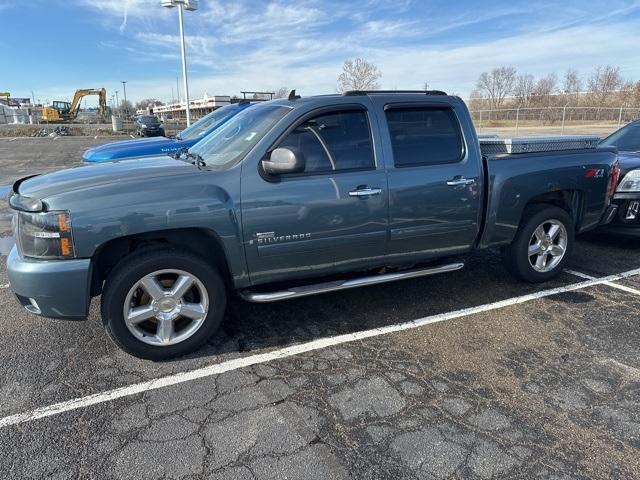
190 103 290 169
278 110 375 174
385 106 464 167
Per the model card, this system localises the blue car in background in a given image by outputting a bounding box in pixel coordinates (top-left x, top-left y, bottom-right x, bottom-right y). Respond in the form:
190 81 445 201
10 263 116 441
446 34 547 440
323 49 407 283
83 101 252 162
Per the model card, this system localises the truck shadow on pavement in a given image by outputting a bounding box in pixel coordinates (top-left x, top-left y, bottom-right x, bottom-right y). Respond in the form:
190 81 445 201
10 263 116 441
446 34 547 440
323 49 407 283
193 234 639 362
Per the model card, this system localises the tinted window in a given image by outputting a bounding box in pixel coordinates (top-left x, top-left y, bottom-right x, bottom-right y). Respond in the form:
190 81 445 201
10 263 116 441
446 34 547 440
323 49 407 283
600 122 640 152
140 116 160 125
278 110 374 174
385 107 463 167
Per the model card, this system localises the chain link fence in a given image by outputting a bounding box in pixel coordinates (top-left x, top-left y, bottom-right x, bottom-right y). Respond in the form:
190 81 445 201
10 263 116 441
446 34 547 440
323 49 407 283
470 106 640 137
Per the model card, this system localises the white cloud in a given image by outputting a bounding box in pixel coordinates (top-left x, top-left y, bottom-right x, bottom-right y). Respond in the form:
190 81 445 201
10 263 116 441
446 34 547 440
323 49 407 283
31 0 640 103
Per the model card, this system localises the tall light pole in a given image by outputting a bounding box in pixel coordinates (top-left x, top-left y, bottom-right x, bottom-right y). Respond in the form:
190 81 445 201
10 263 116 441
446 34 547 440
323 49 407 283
121 81 128 116
161 0 198 126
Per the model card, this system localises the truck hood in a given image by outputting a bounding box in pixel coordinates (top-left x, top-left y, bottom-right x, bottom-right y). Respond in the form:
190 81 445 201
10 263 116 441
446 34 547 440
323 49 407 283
83 136 181 162
15 155 197 200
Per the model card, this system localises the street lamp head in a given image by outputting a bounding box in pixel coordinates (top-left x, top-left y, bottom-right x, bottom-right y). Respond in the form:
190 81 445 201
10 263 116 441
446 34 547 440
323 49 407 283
161 0 198 10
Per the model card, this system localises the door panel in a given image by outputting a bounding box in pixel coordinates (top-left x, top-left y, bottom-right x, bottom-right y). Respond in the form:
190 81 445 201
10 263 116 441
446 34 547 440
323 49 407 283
241 107 389 286
241 171 388 285
377 101 483 262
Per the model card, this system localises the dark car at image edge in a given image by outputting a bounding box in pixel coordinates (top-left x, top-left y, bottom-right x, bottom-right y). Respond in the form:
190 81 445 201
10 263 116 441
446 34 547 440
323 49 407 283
599 120 640 236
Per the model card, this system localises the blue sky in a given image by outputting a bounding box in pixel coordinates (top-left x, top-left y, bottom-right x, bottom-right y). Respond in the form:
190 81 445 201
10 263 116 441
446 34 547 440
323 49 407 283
2 0 640 105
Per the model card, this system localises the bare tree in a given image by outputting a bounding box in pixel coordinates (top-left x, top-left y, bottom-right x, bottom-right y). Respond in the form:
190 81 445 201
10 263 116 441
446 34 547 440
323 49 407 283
532 73 558 106
337 58 382 93
135 98 165 111
563 70 582 97
587 65 624 105
273 87 290 99
513 73 535 107
475 67 517 109
629 80 640 108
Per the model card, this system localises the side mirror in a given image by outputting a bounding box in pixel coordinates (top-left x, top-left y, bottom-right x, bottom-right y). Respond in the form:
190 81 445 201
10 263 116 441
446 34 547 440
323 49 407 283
262 147 305 175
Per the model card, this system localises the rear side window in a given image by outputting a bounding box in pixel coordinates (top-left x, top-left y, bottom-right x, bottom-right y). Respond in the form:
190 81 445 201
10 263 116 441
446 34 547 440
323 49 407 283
278 110 375 174
385 107 464 167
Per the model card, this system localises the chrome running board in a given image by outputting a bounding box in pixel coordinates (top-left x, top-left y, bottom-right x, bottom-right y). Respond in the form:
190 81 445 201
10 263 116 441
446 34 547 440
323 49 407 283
239 262 464 303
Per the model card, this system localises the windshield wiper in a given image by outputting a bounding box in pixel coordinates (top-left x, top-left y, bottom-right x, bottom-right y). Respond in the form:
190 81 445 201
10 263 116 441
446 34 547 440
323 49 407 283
170 148 206 169
186 151 207 169
171 147 188 160
171 148 207 170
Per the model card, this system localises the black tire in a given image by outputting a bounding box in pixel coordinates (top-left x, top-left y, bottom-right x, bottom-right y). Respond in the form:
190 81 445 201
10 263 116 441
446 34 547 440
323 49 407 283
101 247 226 360
502 205 574 283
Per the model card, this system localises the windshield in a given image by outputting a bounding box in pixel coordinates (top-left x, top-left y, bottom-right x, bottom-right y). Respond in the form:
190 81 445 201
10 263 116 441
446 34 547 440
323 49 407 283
190 103 290 168
178 104 245 140
600 122 640 152
140 116 160 125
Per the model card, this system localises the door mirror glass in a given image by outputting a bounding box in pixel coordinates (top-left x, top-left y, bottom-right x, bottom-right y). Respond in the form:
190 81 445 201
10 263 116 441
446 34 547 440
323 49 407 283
262 147 305 175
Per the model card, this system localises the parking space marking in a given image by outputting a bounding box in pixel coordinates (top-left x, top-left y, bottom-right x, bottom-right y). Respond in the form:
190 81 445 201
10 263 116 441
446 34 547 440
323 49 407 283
1 266 640 430
564 269 640 295
0 284 9 289
602 282 640 296
564 269 597 280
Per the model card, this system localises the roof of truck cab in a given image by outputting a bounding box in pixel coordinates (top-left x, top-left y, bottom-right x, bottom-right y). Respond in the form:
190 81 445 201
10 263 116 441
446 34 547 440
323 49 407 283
267 91 459 108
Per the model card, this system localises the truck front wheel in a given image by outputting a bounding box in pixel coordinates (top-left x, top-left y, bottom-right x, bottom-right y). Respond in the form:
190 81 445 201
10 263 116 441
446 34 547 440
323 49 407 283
502 205 574 283
101 248 226 360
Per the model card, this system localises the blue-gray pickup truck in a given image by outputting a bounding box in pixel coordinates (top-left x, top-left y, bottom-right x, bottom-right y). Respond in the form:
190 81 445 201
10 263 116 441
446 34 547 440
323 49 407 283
7 91 620 359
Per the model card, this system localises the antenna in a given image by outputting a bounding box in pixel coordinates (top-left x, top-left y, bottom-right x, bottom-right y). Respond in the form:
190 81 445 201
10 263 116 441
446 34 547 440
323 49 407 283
288 89 301 100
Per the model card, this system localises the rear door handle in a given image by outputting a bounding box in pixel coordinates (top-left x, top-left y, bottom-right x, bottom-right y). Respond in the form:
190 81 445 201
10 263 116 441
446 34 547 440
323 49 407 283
446 177 476 186
349 187 383 197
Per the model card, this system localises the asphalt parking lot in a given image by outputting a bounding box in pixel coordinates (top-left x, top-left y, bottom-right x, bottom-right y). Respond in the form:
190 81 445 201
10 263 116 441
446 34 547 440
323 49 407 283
1 137 639 479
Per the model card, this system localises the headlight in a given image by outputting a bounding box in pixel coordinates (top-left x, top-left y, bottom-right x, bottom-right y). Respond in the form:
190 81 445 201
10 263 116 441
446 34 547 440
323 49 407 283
618 170 640 193
141 124 147 128
17 211 75 259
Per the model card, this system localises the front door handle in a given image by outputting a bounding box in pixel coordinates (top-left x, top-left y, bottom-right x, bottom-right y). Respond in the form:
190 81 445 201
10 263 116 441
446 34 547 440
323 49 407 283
446 177 476 187
349 187 383 197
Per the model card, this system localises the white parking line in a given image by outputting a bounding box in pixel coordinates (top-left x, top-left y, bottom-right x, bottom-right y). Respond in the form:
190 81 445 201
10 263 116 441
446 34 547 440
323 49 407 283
564 269 640 295
1 267 640 430
603 282 640 296
0 284 9 289
564 269 597 280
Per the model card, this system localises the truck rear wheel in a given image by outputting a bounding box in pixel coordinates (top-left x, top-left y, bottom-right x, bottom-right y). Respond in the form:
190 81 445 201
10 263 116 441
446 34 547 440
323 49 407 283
101 248 226 360
502 205 574 283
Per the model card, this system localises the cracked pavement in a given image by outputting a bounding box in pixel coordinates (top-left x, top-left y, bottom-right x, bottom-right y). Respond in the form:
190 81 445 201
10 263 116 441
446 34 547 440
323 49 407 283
1 138 639 479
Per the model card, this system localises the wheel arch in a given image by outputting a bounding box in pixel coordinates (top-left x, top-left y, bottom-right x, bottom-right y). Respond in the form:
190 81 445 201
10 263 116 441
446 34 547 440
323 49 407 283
523 189 583 231
90 228 233 297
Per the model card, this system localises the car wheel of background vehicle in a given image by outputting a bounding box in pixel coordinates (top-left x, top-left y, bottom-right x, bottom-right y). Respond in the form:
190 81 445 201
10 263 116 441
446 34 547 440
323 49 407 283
101 247 226 360
502 205 574 283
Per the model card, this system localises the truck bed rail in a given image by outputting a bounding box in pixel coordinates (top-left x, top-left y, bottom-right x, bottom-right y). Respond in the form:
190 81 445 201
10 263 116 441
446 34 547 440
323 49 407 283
480 135 600 155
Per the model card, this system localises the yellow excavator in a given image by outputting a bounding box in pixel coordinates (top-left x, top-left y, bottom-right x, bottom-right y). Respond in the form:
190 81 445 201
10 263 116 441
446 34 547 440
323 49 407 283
42 88 110 122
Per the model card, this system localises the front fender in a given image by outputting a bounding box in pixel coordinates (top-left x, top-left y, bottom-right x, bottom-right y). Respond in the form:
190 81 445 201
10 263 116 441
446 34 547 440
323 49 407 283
43 168 247 286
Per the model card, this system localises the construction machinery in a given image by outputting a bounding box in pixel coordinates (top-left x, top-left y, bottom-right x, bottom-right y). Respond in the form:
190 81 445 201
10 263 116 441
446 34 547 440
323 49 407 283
42 88 110 122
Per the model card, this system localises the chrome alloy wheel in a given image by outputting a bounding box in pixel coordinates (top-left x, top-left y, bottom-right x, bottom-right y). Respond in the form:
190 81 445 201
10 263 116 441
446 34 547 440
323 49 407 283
528 220 568 273
123 269 209 346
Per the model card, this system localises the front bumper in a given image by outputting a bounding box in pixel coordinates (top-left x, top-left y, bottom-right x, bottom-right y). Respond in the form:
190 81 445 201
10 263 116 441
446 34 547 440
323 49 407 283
598 195 640 236
7 246 91 319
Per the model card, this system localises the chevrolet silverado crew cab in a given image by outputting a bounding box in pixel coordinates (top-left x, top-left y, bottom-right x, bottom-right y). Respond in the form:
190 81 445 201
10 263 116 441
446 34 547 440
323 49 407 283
7 91 620 360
